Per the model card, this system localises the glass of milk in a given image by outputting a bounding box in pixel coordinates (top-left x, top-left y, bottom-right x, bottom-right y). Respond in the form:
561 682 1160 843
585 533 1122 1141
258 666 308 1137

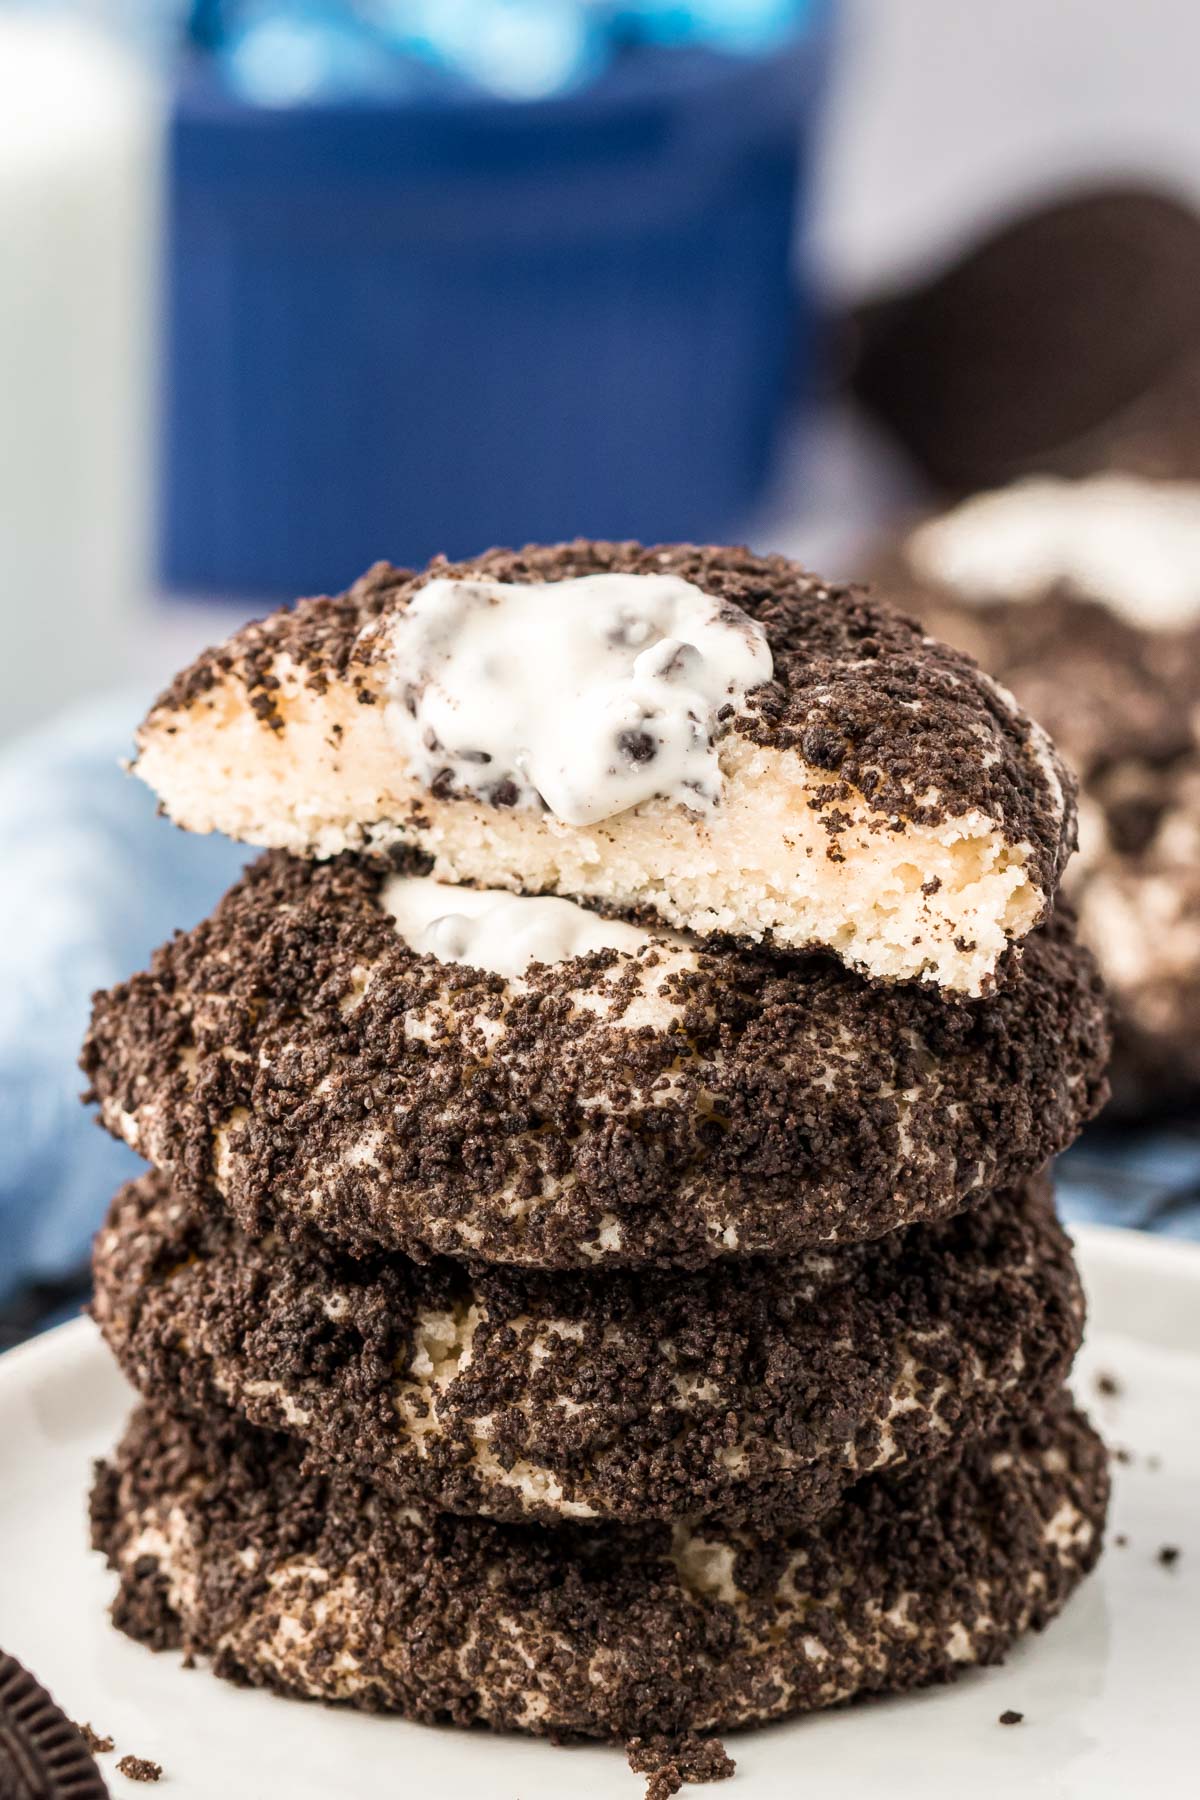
0 8 162 740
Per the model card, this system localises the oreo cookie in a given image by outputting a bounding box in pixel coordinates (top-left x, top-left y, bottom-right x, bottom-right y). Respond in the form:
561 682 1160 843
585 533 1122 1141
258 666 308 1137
852 185 1200 490
0 1652 107 1800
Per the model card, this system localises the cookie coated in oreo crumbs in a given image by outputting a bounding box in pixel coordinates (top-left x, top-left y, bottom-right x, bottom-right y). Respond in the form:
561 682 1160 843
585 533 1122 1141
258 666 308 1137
145 540 1075 904
92 1170 1085 1534
81 853 1110 1270
91 1398 1108 1742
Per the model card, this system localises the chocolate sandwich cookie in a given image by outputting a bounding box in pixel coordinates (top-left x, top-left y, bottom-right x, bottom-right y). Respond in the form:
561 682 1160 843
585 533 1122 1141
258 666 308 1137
91 1397 1108 1740
851 185 1200 491
881 478 1200 1114
0 1650 108 1799
92 1168 1084 1533
130 542 1076 996
81 853 1109 1268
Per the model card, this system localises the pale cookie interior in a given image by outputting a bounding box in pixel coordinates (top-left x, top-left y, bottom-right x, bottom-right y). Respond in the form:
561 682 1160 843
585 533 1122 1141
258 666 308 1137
136 660 1045 995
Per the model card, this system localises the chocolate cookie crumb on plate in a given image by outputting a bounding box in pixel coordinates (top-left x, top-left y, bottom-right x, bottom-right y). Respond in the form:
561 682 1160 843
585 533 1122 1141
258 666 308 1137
0 1649 108 1799
116 1754 162 1782
626 1734 735 1798
74 1722 114 1755
1158 1546 1181 1568
999 1710 1025 1726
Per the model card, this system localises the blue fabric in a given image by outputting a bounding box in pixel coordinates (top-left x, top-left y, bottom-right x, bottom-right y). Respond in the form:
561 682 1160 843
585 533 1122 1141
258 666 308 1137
0 693 247 1306
1058 1129 1200 1241
0 690 1197 1327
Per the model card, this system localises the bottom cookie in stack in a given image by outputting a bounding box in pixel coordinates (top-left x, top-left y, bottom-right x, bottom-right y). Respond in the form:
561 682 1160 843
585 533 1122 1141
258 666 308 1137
91 1395 1107 1740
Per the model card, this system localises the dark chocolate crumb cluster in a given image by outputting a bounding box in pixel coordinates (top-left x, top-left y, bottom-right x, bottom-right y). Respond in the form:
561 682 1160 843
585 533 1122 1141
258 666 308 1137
75 1721 114 1754
626 1733 736 1798
117 1753 163 1782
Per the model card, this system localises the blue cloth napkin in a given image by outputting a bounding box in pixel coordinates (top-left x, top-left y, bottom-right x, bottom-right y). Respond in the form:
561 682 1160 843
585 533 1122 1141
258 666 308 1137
1058 1129 1200 1242
0 692 246 1307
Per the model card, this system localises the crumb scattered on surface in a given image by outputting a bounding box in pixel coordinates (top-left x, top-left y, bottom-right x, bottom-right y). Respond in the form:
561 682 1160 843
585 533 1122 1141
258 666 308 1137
1095 1371 1121 1397
74 1722 114 1754
117 1754 162 1782
1116 1533 1128 1548
1158 1545 1181 1569
1113 1447 1133 1465
626 1733 736 1798
999 1709 1025 1726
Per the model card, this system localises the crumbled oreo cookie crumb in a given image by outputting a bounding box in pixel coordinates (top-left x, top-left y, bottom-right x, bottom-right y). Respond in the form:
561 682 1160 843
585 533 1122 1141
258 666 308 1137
1158 1545 1181 1568
117 1753 162 1782
1095 1371 1121 1397
626 1734 735 1798
75 1721 114 1754
999 1709 1025 1726
1116 1533 1129 1548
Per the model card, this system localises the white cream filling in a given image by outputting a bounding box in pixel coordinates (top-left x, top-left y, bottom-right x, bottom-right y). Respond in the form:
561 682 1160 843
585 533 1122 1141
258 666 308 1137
907 473 1200 629
380 872 669 978
383 571 773 825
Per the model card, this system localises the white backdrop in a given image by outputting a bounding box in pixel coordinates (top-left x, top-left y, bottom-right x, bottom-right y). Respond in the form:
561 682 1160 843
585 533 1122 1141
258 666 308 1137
816 0 1200 293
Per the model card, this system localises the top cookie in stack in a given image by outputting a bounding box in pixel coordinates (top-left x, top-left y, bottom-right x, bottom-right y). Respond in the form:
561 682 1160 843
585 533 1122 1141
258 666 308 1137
131 543 1074 996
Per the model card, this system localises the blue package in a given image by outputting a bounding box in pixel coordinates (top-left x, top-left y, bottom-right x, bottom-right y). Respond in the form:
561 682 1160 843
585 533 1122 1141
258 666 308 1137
162 7 834 599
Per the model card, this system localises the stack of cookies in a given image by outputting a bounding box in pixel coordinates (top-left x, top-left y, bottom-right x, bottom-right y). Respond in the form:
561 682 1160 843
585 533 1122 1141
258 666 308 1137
83 543 1111 1749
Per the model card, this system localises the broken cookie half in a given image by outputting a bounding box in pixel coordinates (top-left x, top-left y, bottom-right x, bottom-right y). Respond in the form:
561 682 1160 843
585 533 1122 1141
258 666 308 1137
133 542 1075 995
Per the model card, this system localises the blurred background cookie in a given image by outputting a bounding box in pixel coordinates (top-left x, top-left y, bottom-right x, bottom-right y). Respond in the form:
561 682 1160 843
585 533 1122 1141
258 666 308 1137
880 472 1200 1115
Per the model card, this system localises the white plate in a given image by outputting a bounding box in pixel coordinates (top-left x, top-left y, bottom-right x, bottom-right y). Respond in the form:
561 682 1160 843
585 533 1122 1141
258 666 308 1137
2 1223 1198 1799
